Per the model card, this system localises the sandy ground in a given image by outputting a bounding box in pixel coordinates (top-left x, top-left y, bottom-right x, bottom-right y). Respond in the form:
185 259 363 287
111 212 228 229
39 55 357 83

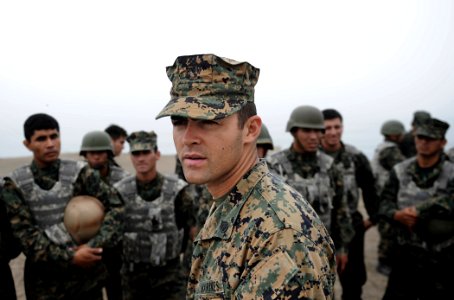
1 153 388 300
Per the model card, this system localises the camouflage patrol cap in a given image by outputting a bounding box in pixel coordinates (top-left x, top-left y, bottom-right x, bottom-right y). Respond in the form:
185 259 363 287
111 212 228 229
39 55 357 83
415 118 449 139
127 131 158 152
155 54 260 120
412 110 431 126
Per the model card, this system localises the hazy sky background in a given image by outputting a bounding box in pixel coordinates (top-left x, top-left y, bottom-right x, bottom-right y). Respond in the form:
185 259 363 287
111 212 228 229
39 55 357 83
1 0 453 160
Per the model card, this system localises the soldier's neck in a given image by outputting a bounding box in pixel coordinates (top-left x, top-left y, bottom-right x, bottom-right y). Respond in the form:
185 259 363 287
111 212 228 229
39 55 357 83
207 147 258 199
136 169 157 183
417 154 441 168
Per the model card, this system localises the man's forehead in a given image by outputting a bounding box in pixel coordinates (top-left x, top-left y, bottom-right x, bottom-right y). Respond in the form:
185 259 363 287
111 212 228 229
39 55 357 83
31 128 59 137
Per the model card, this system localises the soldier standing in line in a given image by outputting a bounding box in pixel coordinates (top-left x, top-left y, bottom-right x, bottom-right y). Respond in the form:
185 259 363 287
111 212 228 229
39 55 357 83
80 130 130 300
105 124 128 167
371 119 406 275
446 146 454 161
379 117 454 299
157 54 336 299
267 105 353 276
399 110 431 158
114 131 195 300
1 113 124 299
0 179 22 300
320 109 379 300
256 123 274 158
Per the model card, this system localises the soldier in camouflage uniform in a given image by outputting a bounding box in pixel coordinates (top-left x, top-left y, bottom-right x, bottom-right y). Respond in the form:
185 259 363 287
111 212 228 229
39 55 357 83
0 179 22 300
399 110 431 158
321 109 379 300
379 117 454 299
113 131 195 300
371 119 406 275
267 105 353 276
156 54 336 299
105 124 128 167
80 130 130 300
256 123 274 158
447 146 454 161
1 113 124 300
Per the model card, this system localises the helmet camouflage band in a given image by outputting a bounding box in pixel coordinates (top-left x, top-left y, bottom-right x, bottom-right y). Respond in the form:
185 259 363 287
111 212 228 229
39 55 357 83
127 131 158 152
79 131 114 156
286 105 325 132
156 54 260 120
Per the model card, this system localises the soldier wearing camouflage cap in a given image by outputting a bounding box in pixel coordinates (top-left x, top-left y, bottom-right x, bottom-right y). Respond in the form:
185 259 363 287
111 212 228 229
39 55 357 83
400 110 431 158
1 113 124 299
371 119 406 275
157 54 336 299
379 117 454 299
267 105 353 277
113 130 195 299
79 130 129 300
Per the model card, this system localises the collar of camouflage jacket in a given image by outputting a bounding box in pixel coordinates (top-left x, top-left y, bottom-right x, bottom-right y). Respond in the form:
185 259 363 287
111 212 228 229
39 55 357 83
196 160 268 241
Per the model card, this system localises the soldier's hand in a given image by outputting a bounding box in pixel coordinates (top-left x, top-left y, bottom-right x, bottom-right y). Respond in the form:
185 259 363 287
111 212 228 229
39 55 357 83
363 219 373 231
336 253 348 274
71 244 103 268
394 207 418 229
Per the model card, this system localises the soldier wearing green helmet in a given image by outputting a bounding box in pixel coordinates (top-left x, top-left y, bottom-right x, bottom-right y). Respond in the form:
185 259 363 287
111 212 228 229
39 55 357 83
267 105 353 276
256 123 274 158
372 119 406 276
79 130 129 300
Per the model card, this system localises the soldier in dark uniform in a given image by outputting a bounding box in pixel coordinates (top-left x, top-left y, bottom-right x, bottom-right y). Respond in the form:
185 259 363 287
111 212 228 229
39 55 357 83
267 105 354 276
114 131 195 300
399 110 431 158
0 179 22 300
372 119 406 275
80 130 130 300
379 117 454 299
1 113 124 300
321 109 379 300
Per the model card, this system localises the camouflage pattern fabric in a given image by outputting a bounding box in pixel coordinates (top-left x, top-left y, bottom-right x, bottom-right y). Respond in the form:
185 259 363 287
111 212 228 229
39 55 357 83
187 161 336 299
127 131 157 152
321 143 379 299
267 148 353 255
116 172 195 299
447 147 454 161
0 181 21 300
1 159 124 299
156 54 260 120
379 156 454 299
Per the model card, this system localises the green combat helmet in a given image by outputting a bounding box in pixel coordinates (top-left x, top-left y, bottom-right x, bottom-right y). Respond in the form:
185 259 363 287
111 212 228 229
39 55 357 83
257 124 274 150
380 120 405 136
286 105 325 132
64 196 105 244
79 130 114 156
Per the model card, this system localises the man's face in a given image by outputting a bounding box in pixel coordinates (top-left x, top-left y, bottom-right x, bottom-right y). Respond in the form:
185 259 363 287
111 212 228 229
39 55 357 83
323 118 343 148
415 135 446 158
171 114 245 186
24 129 61 167
85 151 109 170
112 136 126 156
130 149 160 176
257 146 268 159
293 128 322 153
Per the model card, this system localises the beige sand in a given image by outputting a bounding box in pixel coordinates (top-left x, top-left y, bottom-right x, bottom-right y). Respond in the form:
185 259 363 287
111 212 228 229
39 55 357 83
2 153 387 300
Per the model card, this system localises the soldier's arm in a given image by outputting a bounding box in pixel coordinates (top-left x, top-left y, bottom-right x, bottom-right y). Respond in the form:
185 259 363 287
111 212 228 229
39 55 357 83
378 169 400 220
234 229 336 299
379 147 405 171
175 186 197 231
354 152 379 223
329 167 354 255
415 178 454 217
1 177 74 264
73 166 124 248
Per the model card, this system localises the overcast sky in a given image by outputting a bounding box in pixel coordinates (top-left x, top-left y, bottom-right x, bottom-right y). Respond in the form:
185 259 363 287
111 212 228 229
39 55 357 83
1 0 453 159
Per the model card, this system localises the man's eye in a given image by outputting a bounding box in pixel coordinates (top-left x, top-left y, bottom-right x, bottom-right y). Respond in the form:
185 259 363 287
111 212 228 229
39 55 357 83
171 117 187 126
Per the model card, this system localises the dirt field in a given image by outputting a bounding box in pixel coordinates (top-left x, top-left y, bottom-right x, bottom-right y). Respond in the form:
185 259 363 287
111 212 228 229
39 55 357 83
2 153 388 299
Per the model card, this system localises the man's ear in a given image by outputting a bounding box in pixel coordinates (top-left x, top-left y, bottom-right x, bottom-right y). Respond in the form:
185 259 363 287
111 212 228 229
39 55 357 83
23 139 32 151
244 116 262 143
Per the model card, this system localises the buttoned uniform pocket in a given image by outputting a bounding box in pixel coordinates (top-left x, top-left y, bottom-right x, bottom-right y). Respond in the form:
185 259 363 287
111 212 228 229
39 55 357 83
234 250 298 300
